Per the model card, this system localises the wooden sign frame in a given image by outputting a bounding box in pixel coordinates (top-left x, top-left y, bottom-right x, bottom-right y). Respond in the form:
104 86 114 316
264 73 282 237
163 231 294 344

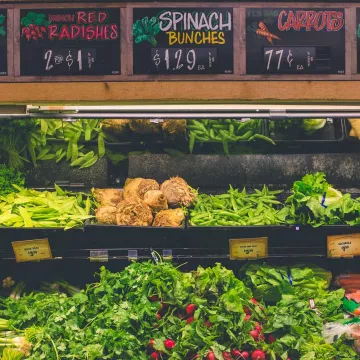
128 2 239 81
0 2 360 86
13 3 125 82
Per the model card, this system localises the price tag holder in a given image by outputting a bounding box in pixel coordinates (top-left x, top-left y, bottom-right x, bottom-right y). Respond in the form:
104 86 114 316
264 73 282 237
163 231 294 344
327 234 360 258
12 239 52 263
229 237 268 260
89 250 108 263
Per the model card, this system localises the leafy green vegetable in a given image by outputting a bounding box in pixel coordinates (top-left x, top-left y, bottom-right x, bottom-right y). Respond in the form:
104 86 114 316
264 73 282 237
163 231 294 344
0 120 36 170
28 119 104 169
0 165 25 196
0 262 265 359
133 16 160 46
0 185 94 229
271 119 327 136
283 172 360 227
242 263 332 303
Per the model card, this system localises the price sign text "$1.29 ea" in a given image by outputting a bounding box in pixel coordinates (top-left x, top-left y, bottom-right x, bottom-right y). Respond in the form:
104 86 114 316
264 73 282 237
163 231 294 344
151 48 216 73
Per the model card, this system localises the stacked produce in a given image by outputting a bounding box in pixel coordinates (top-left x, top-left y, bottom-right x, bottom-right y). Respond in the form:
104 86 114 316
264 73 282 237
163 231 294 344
187 119 274 155
102 119 186 140
27 119 105 168
189 186 283 227
190 172 360 227
270 119 327 136
242 263 357 360
0 261 357 360
93 177 195 227
0 185 94 229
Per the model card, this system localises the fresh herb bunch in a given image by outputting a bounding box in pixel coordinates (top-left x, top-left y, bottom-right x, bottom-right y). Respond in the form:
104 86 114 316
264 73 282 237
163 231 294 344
0 165 25 196
0 261 265 359
133 16 161 46
0 119 36 170
187 119 274 155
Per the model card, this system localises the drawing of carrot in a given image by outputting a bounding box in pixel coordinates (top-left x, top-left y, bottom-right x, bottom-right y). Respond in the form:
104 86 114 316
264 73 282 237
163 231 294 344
256 28 281 41
258 21 273 44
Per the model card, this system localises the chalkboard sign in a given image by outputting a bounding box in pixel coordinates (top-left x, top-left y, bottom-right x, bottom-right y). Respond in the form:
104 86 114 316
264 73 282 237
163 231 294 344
20 8 120 77
246 8 345 75
0 10 7 76
133 8 233 75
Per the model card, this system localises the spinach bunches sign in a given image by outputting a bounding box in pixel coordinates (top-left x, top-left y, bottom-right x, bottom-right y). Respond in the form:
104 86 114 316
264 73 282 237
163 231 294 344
246 8 345 75
133 8 233 75
20 9 120 77
0 11 7 76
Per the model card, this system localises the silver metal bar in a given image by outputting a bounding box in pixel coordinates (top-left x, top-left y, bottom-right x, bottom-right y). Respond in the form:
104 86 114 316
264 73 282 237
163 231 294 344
28 104 360 112
0 109 360 119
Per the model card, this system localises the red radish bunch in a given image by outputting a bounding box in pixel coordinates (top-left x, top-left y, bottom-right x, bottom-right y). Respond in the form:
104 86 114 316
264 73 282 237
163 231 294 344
22 24 47 41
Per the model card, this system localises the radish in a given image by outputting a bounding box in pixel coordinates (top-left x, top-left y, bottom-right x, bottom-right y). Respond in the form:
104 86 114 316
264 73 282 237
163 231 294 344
244 314 251 321
255 324 262 333
156 313 162 320
186 316 194 324
151 351 159 360
149 295 159 302
40 26 47 32
26 34 32 41
241 351 250 359
267 334 276 344
231 349 241 357
249 329 260 341
148 339 155 348
243 306 251 315
251 298 258 305
222 352 232 360
205 320 213 327
164 339 175 349
251 350 266 360
186 304 197 315
29 24 35 30
206 351 216 360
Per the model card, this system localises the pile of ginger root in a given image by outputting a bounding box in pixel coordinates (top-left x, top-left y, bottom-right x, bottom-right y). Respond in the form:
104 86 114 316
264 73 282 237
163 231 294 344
92 177 196 227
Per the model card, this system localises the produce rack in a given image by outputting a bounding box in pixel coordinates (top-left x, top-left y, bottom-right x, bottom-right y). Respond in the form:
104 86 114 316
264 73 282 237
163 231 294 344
1 105 360 268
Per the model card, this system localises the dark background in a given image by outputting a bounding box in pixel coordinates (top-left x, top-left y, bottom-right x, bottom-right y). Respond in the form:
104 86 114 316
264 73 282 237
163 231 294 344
246 8 345 75
20 8 120 76
0 10 7 76
133 8 233 75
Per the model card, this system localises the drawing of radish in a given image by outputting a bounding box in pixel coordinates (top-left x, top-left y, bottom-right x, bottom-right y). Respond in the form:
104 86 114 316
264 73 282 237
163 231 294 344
21 11 50 41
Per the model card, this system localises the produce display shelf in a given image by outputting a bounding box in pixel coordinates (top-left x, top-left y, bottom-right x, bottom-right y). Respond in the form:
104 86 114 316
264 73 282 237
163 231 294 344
267 118 346 143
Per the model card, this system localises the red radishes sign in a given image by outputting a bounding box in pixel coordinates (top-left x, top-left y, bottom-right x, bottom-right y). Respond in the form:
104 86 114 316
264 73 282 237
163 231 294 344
20 8 121 77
